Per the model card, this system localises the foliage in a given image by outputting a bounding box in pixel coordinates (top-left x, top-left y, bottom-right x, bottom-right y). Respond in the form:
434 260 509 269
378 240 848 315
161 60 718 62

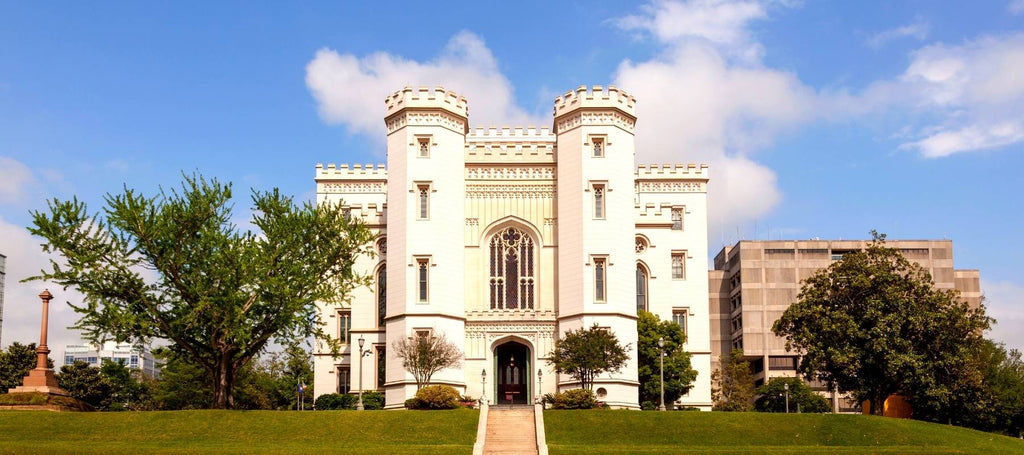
406 385 461 409
754 377 831 413
392 332 463 390
233 344 314 410
314 392 357 410
544 389 597 409
711 349 755 411
27 174 373 408
57 361 112 408
772 232 991 416
98 359 152 411
0 342 51 392
958 340 1024 436
548 324 629 391
0 409 482 453
636 310 698 408
149 351 212 410
360 391 384 410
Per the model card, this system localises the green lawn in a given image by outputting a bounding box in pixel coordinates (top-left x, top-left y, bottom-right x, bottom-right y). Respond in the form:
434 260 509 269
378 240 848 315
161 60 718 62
544 411 1024 454
0 409 479 454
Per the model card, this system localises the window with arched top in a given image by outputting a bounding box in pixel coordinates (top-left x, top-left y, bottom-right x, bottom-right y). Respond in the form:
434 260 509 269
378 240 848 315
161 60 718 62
636 265 648 313
377 266 386 327
489 227 536 310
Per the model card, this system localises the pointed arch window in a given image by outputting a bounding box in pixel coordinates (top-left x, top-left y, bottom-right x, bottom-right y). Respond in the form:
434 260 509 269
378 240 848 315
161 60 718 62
636 265 648 313
377 266 386 327
489 227 536 310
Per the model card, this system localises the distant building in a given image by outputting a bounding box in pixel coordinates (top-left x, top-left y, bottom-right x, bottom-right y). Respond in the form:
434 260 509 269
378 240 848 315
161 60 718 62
709 239 981 412
0 253 5 346
62 341 161 378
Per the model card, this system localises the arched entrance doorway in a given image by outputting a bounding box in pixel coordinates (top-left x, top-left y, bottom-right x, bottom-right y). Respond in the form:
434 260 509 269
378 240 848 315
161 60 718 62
494 340 530 405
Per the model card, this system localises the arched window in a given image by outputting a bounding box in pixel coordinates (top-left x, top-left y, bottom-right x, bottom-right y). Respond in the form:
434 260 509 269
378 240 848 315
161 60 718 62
489 227 535 310
377 266 386 327
636 265 648 313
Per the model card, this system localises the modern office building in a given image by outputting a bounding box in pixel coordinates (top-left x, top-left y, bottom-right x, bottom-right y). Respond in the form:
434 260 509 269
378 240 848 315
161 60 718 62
0 253 5 347
312 85 712 409
709 239 981 411
62 341 161 378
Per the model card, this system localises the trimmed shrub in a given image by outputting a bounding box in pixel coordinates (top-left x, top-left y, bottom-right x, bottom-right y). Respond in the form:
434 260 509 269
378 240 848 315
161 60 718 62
314 393 357 410
361 391 384 410
408 385 460 410
546 389 597 409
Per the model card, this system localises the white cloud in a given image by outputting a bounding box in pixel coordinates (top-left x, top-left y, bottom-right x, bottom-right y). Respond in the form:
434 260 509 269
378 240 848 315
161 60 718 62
983 279 1024 353
305 31 545 145
614 0 769 62
0 156 37 206
892 33 1024 157
0 216 87 355
866 21 930 48
1009 0 1024 15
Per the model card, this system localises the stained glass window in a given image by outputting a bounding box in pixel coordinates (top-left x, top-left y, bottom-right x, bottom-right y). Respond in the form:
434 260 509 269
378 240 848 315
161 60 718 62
488 227 535 310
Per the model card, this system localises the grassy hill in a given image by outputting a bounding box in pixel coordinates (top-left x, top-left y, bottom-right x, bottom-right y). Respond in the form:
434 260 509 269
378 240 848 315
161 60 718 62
0 409 479 454
544 410 1024 454
2 409 1022 454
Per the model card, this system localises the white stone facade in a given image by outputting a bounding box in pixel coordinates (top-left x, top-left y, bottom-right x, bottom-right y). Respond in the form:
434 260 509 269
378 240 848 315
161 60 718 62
313 85 711 410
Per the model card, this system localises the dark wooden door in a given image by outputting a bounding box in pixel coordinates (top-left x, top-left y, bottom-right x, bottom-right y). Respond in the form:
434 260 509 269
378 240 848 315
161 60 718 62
496 342 529 405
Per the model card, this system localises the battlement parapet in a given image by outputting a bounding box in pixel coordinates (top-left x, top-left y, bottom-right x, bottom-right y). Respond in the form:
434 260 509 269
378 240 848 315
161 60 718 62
467 126 556 140
465 141 556 163
554 85 637 119
385 86 469 119
315 163 388 181
635 163 709 179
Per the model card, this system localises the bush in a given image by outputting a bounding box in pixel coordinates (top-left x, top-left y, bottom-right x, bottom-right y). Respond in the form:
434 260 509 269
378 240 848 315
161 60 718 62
361 391 384 410
314 393 357 410
407 385 460 410
754 377 831 413
545 389 596 409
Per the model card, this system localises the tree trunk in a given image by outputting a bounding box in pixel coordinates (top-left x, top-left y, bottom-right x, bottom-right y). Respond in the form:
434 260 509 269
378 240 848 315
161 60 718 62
873 391 886 416
212 353 236 409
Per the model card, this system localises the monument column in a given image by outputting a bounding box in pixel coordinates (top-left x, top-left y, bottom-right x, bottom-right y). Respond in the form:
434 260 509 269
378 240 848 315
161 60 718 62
10 289 66 395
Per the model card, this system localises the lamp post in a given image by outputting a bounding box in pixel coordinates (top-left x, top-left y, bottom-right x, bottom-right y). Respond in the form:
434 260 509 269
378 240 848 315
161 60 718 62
784 382 790 414
537 369 543 405
356 336 373 411
657 337 666 411
480 369 488 406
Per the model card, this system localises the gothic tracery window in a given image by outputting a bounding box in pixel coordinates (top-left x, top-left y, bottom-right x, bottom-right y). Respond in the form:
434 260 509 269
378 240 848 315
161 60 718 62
489 227 536 310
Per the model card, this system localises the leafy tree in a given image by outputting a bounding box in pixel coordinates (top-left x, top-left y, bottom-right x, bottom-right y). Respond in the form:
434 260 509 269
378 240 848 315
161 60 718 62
0 342 51 393
637 310 697 408
393 332 463 390
27 174 374 408
965 340 1024 436
755 377 830 413
57 360 112 408
149 351 213 410
548 324 629 391
711 348 755 411
100 359 152 411
772 232 991 416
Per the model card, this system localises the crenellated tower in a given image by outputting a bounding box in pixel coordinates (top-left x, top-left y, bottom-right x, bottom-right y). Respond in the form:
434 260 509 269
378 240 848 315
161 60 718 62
554 85 640 408
383 87 469 404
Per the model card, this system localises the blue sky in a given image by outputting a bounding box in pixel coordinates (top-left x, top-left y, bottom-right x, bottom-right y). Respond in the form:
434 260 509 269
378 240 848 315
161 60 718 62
1 1 1022 353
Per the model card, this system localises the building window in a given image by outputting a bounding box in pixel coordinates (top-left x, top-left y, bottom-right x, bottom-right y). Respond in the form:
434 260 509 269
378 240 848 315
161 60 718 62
339 310 352 343
377 267 387 326
376 237 387 256
594 257 607 302
592 138 604 157
732 336 743 350
488 227 536 310
671 208 683 230
338 366 351 394
417 184 430 220
593 184 605 219
731 315 742 333
635 236 647 253
673 309 688 336
418 137 430 157
376 346 386 389
636 265 648 312
672 252 686 279
417 258 429 302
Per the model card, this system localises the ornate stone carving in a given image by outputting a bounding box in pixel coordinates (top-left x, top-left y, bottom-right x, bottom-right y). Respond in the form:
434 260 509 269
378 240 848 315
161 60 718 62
466 167 555 180
321 182 387 194
386 111 466 134
466 185 555 199
636 181 706 193
555 111 636 133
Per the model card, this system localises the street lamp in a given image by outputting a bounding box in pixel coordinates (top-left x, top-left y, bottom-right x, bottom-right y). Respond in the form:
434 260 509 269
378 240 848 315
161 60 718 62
480 369 488 406
657 337 666 411
356 336 373 411
784 382 790 414
537 369 543 405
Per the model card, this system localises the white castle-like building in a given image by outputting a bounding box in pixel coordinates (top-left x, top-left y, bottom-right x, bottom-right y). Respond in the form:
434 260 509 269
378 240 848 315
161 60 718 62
313 85 712 410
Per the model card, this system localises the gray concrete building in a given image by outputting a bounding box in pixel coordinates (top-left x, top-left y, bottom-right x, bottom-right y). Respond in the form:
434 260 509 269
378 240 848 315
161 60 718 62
709 239 981 411
0 253 5 347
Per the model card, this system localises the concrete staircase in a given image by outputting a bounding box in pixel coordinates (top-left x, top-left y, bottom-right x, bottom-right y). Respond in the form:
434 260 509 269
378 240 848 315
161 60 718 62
483 407 538 455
